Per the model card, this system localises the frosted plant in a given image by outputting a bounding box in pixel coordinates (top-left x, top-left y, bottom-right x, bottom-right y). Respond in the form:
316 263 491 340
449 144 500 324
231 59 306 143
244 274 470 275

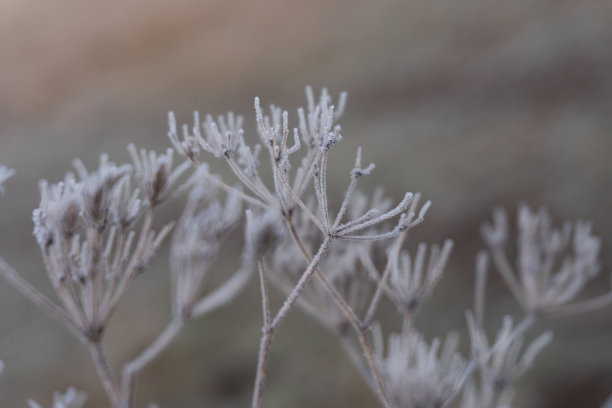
0 89 611 408
386 240 454 312
463 313 552 408
374 326 466 408
481 205 608 315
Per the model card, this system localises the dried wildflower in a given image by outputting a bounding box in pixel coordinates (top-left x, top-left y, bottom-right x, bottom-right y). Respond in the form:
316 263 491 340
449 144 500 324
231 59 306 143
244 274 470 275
195 111 244 158
167 111 200 163
170 182 242 316
460 381 513 408
28 387 87 408
386 240 454 311
374 326 467 408
466 312 552 406
128 144 190 206
482 205 603 313
33 175 82 247
296 86 346 150
72 155 131 228
0 165 15 195
111 177 143 228
3 87 610 408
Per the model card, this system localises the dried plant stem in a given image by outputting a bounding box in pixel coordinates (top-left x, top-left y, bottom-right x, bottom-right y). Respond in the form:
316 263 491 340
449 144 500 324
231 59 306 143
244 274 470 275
88 341 120 407
121 317 185 408
0 256 84 341
357 330 393 408
204 171 268 209
402 308 413 339
252 261 272 408
489 247 526 309
225 156 273 205
337 332 374 387
363 232 407 326
104 207 155 323
548 292 612 316
252 237 331 407
443 313 536 408
273 160 325 233
474 252 488 327
192 262 253 317
285 218 392 408
270 237 331 330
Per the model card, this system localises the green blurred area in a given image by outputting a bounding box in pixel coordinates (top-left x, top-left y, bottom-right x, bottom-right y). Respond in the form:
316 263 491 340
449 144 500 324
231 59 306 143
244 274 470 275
1 0 611 406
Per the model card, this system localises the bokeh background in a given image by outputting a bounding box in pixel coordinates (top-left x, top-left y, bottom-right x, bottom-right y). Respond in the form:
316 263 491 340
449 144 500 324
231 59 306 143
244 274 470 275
1 0 612 407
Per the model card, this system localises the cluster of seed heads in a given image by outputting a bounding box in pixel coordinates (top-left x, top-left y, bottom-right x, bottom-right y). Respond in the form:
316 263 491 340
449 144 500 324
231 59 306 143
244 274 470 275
0 87 610 408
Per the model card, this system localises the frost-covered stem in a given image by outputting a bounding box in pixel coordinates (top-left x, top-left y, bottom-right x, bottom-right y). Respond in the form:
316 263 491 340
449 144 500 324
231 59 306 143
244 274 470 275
121 317 185 408
192 262 253 317
203 171 268 209
293 149 321 197
89 341 120 407
319 151 331 232
443 313 536 408
285 218 391 408
357 329 393 408
489 246 526 310
252 261 272 408
225 156 274 205
285 218 360 328
549 291 612 316
273 160 326 233
251 237 330 406
474 251 488 327
337 332 375 388
104 207 155 323
363 232 407 326
0 256 84 342
270 236 331 330
88 226 103 329
402 308 413 339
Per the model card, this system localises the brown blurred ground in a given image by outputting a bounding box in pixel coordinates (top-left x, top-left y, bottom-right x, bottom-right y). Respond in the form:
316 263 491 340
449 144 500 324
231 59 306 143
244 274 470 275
1 0 612 407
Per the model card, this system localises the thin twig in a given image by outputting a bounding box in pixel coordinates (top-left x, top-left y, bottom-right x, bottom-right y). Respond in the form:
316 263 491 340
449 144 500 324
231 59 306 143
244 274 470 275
363 232 407 326
443 313 536 408
89 341 121 407
252 261 272 408
0 256 84 341
121 318 184 408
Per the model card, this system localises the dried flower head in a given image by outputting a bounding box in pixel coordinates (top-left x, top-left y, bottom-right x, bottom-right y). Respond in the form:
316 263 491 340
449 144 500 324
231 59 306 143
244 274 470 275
171 181 242 315
128 144 190 206
466 312 552 405
387 240 454 311
375 326 467 408
482 205 602 313
72 155 131 228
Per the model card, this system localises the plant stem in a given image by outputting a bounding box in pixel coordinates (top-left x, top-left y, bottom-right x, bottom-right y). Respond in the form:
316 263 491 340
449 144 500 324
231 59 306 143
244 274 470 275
120 317 185 408
89 341 120 407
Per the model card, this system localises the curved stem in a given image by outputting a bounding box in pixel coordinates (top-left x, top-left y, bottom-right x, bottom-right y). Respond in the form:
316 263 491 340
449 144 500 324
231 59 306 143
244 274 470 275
121 318 184 408
0 256 84 342
89 341 120 407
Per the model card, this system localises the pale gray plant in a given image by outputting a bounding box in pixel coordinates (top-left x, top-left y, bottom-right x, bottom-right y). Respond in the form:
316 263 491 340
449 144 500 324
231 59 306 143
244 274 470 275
0 88 611 408
373 326 467 408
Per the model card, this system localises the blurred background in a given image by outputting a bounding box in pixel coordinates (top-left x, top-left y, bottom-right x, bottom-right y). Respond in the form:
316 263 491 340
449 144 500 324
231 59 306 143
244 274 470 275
1 0 611 406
